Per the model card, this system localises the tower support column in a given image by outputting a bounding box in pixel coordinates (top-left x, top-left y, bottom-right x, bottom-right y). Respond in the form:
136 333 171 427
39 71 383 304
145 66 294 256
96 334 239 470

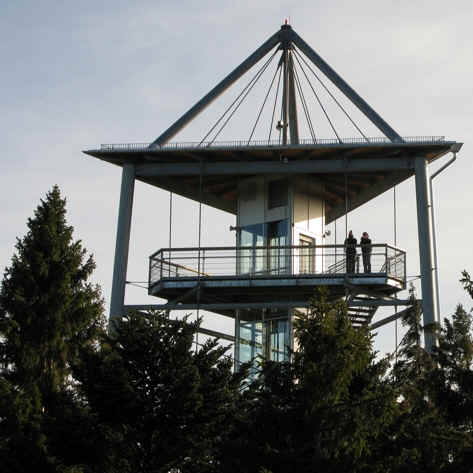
110 164 135 325
414 156 438 351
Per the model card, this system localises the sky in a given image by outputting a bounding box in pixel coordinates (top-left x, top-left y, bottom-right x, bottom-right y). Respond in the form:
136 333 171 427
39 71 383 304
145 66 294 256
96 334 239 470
1 0 472 356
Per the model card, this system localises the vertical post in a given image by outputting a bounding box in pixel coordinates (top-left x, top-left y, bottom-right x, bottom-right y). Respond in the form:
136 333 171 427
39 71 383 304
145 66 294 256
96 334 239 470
287 308 294 361
429 153 457 321
262 308 267 360
429 178 441 322
414 157 438 352
250 320 256 362
287 51 299 144
385 244 388 275
282 49 289 145
234 309 240 372
110 164 135 327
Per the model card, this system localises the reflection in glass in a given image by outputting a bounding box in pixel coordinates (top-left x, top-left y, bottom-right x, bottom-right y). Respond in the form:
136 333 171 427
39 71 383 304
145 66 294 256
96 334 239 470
239 223 265 275
299 234 315 274
267 220 288 275
237 312 290 376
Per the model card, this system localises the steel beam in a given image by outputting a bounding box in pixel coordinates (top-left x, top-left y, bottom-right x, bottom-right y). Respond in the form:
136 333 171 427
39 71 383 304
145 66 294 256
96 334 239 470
110 164 135 326
149 31 281 148
282 48 289 145
288 52 300 144
290 29 403 143
414 156 438 352
196 326 235 343
124 298 411 313
136 156 415 177
128 307 236 342
369 306 413 330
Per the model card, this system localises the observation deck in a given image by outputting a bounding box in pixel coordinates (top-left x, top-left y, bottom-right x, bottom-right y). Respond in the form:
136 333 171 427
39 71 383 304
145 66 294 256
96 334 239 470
148 243 406 319
84 21 463 348
84 136 458 223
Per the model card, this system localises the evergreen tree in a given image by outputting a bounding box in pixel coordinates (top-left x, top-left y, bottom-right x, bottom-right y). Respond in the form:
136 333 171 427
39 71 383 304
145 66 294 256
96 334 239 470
222 289 396 473
460 271 473 300
429 274 473 472
386 289 471 473
0 185 104 401
73 310 248 473
0 185 105 472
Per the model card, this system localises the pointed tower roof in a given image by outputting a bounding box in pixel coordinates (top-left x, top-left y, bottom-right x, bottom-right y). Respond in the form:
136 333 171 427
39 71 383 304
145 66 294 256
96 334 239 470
84 24 461 222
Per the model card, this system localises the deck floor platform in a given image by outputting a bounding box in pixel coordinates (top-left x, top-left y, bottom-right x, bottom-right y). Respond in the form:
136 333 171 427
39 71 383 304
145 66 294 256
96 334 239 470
149 272 404 317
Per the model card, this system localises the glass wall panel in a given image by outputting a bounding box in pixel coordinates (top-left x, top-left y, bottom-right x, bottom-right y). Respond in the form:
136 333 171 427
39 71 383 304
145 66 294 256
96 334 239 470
268 220 289 275
237 311 291 375
238 320 263 378
239 223 265 275
238 220 289 276
299 234 315 274
264 317 290 361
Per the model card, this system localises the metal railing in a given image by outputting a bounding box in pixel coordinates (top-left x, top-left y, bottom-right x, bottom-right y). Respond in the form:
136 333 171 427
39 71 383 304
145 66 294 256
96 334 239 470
99 136 447 152
149 244 406 288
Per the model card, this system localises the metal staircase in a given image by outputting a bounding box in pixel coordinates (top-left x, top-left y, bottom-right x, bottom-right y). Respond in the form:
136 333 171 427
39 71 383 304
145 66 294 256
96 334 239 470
346 294 380 327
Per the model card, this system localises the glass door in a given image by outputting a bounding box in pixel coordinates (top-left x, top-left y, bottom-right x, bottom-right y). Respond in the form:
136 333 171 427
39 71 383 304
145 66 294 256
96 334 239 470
268 220 288 275
239 223 265 275
299 234 315 274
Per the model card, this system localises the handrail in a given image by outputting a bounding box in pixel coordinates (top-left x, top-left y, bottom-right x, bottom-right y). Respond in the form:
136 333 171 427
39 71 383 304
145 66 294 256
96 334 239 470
150 243 405 259
155 258 210 277
97 136 449 153
149 243 406 288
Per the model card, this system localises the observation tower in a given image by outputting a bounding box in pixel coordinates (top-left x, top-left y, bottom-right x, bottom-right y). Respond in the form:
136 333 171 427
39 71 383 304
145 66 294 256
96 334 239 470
84 23 462 362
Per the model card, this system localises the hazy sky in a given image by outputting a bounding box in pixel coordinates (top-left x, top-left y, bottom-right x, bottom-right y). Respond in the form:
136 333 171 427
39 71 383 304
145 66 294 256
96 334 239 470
2 0 472 355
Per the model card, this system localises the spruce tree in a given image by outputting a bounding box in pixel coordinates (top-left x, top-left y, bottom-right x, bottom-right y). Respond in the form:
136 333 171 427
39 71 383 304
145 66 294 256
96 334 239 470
429 276 473 472
0 185 105 472
222 289 396 473
0 185 104 402
386 290 464 473
73 310 248 473
460 271 473 300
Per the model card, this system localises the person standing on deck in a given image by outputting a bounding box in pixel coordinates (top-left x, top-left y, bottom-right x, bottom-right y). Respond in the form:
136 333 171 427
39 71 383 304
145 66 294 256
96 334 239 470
344 230 357 274
360 231 372 273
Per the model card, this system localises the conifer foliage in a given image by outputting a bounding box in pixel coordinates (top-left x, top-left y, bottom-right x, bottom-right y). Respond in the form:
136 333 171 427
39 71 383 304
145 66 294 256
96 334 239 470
73 311 248 473
2 184 473 472
222 290 396 473
0 185 104 399
0 186 104 472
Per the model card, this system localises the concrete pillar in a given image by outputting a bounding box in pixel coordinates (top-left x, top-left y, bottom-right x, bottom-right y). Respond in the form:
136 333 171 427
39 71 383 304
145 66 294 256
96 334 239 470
414 157 438 352
109 164 135 327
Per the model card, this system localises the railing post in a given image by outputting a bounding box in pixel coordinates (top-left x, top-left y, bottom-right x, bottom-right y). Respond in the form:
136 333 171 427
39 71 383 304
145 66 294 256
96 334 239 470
385 244 388 275
148 257 152 292
403 249 407 287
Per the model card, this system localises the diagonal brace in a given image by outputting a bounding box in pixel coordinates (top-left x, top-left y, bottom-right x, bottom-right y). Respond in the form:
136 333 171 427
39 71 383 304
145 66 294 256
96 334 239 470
290 29 403 143
149 30 282 148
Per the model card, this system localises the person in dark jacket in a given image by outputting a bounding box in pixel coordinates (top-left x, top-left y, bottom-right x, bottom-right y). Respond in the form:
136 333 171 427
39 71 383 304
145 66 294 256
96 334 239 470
360 231 372 273
344 230 357 274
